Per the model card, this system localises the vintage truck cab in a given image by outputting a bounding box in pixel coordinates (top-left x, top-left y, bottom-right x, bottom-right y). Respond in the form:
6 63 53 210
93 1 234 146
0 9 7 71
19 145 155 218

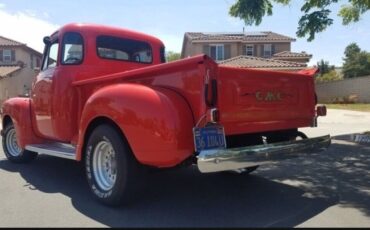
1 23 330 206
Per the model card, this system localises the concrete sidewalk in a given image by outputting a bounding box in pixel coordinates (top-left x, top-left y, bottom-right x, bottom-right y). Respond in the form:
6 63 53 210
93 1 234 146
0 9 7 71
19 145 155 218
301 109 370 137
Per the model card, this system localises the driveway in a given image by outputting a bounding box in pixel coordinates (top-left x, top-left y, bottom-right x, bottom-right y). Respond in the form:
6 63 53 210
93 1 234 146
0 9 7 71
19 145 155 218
301 109 370 137
0 109 369 227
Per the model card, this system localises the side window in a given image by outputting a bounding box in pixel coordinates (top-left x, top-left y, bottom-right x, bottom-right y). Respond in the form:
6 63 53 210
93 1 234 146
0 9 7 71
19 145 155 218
62 32 84 65
160 46 166 63
42 41 59 70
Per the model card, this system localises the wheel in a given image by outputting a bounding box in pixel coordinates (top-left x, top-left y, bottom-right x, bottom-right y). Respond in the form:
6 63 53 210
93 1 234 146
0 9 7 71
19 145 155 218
296 131 308 139
225 165 259 175
2 123 37 163
85 124 142 206
289 131 308 141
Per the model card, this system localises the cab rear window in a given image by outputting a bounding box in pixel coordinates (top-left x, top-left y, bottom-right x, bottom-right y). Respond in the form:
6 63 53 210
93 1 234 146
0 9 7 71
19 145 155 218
96 35 152 64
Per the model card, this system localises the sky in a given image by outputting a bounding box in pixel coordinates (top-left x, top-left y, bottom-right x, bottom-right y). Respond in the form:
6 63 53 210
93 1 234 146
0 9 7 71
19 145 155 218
0 0 369 66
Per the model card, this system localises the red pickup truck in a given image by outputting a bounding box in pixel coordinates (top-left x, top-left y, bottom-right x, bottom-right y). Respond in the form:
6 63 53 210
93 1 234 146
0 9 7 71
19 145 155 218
1 23 330 206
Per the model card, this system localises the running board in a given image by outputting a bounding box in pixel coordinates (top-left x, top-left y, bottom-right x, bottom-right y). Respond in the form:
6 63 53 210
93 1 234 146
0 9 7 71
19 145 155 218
25 143 76 160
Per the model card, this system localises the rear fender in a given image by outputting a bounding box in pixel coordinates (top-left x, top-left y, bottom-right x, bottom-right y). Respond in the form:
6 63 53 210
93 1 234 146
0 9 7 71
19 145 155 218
77 83 195 167
1 98 43 148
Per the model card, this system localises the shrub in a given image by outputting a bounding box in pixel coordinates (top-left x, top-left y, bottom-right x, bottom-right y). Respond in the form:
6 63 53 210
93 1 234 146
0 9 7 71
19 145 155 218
315 70 342 83
331 94 359 104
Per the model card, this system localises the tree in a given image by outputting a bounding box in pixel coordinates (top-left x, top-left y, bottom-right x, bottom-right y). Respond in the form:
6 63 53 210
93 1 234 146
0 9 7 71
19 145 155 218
166 51 181 62
315 59 339 82
344 43 361 59
229 0 370 41
342 43 370 78
315 70 342 83
317 59 334 76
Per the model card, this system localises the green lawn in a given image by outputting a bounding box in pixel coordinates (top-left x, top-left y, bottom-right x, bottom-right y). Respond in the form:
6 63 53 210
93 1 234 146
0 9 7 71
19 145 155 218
324 103 370 112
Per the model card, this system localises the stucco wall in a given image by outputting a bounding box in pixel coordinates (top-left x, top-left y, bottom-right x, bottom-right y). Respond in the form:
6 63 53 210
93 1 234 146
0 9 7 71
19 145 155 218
0 67 36 106
0 46 42 106
186 42 291 59
0 47 41 69
316 75 370 103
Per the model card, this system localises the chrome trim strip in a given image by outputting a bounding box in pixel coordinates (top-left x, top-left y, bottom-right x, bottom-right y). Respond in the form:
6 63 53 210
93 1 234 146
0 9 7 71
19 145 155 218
197 135 331 173
25 143 76 160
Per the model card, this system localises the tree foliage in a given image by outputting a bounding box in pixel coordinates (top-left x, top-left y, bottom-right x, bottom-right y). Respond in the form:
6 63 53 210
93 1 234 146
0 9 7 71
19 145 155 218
315 59 340 82
166 51 181 62
315 70 342 83
229 0 274 26
342 43 370 78
317 59 335 76
339 0 370 24
229 0 370 41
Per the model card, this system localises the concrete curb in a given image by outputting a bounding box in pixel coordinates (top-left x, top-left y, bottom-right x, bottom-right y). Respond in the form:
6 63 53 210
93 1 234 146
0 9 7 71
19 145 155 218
353 134 370 144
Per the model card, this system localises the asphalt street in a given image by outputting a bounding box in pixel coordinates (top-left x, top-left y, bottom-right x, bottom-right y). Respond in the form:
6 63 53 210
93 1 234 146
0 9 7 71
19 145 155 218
0 109 369 227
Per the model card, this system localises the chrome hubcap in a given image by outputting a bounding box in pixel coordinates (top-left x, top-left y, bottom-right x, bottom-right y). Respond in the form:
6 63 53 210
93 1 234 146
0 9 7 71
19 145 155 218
92 141 117 191
6 128 22 157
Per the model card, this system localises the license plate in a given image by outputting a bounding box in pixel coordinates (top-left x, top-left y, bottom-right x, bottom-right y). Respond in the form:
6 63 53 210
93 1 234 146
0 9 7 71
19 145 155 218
193 125 226 152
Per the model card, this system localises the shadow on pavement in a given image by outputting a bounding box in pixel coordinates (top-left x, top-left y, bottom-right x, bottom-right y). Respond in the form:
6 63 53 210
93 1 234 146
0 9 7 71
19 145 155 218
257 133 370 220
0 133 369 227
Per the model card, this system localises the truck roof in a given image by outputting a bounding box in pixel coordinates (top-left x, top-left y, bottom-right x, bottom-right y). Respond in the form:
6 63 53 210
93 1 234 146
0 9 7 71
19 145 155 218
53 23 165 47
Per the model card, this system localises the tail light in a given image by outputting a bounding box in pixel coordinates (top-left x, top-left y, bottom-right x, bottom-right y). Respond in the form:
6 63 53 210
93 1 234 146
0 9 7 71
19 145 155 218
316 105 327 117
204 69 218 107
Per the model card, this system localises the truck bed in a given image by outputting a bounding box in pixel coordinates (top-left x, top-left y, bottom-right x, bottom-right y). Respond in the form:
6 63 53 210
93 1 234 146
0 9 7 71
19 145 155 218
73 55 316 137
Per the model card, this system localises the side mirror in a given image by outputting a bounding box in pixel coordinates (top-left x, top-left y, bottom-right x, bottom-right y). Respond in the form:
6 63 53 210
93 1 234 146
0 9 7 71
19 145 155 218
43 36 51 45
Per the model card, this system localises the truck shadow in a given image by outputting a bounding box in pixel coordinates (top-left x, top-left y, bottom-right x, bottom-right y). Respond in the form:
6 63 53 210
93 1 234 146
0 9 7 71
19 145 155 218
0 133 369 227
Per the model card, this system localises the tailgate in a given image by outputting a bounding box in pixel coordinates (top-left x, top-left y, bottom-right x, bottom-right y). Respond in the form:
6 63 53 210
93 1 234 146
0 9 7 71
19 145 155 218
217 66 316 135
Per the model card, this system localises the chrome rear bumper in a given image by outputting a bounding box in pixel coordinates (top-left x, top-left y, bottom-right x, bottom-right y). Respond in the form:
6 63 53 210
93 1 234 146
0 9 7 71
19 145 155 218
197 135 331 173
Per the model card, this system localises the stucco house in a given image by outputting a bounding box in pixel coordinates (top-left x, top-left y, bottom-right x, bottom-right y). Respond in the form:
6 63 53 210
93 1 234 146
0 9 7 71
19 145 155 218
181 31 312 71
0 36 42 105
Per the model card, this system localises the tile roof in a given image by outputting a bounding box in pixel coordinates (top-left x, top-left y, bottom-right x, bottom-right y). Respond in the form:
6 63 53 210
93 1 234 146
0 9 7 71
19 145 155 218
0 66 21 78
186 31 295 42
219 56 307 69
0 36 25 47
0 35 42 56
273 51 312 58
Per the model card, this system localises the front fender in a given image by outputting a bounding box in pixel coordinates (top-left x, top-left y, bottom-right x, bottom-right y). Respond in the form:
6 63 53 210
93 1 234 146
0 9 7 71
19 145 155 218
77 83 195 167
1 98 43 148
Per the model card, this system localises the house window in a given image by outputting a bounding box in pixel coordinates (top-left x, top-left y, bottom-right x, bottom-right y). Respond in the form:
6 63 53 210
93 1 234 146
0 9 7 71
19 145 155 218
3 49 11 63
263 44 272 57
209 44 224 61
246 45 254 56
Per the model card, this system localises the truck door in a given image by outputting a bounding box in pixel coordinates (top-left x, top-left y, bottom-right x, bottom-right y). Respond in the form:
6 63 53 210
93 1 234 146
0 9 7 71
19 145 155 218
31 37 59 138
